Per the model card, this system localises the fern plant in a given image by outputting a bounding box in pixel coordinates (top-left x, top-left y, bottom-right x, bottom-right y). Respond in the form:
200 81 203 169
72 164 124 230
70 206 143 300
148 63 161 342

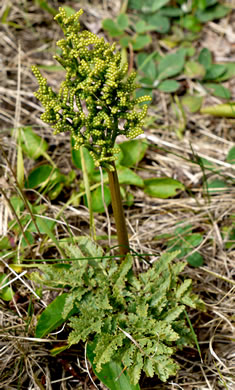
34 238 203 385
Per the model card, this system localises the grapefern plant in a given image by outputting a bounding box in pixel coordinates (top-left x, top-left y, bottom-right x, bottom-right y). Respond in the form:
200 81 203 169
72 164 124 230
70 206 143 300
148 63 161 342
32 7 203 386
34 239 203 385
32 7 151 255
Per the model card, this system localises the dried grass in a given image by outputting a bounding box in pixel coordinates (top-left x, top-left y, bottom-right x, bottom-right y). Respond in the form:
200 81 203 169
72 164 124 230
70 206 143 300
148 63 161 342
0 0 234 389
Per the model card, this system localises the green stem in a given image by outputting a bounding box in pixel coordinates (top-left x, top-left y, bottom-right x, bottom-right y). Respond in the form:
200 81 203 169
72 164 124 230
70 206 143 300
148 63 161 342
107 162 129 257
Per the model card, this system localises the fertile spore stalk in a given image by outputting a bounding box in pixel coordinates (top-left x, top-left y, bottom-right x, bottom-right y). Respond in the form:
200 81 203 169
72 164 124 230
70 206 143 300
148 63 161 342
32 8 151 256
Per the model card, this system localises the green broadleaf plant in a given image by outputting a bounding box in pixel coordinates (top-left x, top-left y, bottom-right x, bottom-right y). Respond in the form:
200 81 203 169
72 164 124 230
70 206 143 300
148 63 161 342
25 164 75 200
135 45 234 111
128 0 230 34
102 12 152 50
197 48 233 99
166 224 204 267
137 49 186 94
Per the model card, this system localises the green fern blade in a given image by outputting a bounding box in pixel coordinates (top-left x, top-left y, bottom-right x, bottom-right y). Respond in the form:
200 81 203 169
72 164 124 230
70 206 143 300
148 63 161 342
94 333 125 372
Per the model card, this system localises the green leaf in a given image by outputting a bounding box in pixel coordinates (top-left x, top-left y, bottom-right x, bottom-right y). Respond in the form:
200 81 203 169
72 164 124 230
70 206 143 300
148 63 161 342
134 20 156 34
21 230 35 247
119 140 148 167
33 216 55 234
196 4 230 23
154 250 181 276
113 254 133 287
94 334 124 372
25 164 53 188
154 357 179 382
181 95 203 113
187 252 204 267
175 279 192 299
0 273 14 301
20 127 48 160
127 355 143 385
117 13 129 30
158 49 186 81
1 4 11 23
180 15 201 33
36 293 74 338
137 54 157 80
33 216 65 258
120 36 132 48
35 0 57 16
144 359 154 377
184 61 205 79
158 80 180 93
144 178 184 198
226 146 235 164
184 46 196 57
25 165 64 190
163 306 185 322
204 64 227 81
90 185 111 213
204 83 231 99
145 13 170 34
48 181 64 200
128 0 142 10
102 19 123 37
117 167 144 187
10 196 25 214
144 60 157 80
216 63 235 82
167 231 204 261
87 341 140 390
132 35 151 51
159 7 184 17
197 0 216 10
150 0 170 12
71 137 95 175
139 76 154 87
198 48 212 70
201 103 235 117
137 52 159 74
208 179 230 194
185 233 203 248
124 191 135 207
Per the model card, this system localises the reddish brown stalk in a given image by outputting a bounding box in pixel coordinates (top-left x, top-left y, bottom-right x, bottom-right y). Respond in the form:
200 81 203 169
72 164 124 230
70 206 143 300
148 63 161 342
107 163 129 257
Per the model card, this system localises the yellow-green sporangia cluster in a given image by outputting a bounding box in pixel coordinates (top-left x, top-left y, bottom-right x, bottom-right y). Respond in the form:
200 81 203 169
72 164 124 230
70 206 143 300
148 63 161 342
32 7 151 170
